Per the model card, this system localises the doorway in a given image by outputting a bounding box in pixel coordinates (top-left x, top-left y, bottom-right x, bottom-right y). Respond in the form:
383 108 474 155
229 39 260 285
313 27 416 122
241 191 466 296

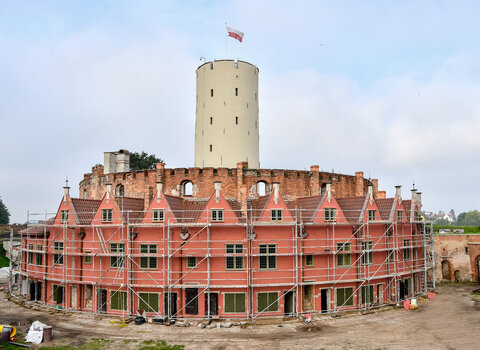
185 288 198 315
320 289 328 313
441 260 451 281
398 281 405 300
204 293 218 317
29 281 42 301
284 291 296 317
303 285 314 311
476 256 480 282
164 292 177 319
97 289 107 314
71 286 78 309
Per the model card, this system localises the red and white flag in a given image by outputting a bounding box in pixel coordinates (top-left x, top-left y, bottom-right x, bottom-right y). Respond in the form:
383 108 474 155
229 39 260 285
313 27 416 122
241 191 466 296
226 26 244 42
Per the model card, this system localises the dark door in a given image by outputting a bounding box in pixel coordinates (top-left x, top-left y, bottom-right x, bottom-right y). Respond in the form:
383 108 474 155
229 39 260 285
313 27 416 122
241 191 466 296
29 282 35 301
303 285 313 311
35 282 42 301
204 293 218 317
185 288 198 315
97 289 107 313
164 292 177 318
321 289 328 313
284 291 296 316
398 281 405 300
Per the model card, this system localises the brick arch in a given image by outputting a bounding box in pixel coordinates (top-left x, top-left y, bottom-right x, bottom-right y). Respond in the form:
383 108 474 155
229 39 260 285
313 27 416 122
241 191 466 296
476 255 480 282
181 180 193 196
256 180 269 196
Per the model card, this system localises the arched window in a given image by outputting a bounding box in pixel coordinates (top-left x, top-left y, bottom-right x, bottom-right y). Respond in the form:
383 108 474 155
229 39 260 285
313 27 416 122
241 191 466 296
115 184 125 197
256 181 267 196
182 181 193 196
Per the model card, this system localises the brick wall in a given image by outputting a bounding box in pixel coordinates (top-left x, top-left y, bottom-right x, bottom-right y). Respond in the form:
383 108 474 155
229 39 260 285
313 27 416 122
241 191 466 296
79 162 375 211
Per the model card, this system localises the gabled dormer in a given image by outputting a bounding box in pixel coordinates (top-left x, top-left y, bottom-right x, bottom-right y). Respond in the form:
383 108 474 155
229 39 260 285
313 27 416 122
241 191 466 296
53 184 76 226
197 182 240 224
142 182 177 224
93 183 124 226
362 184 382 222
310 183 348 224
254 183 294 223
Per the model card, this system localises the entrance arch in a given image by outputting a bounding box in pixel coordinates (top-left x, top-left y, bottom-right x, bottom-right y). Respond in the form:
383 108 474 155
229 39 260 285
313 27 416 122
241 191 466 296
476 256 480 282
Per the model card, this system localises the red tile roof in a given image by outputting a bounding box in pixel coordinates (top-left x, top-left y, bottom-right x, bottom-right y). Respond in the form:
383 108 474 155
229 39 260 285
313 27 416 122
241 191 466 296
71 198 102 225
20 217 55 236
295 195 324 222
337 196 367 224
115 197 145 222
376 198 395 221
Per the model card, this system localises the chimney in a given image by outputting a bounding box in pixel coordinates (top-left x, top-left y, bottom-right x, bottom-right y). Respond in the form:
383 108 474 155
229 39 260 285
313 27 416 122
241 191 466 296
395 186 402 201
411 188 417 203
156 181 163 202
416 192 422 205
326 182 332 202
106 182 112 202
63 180 70 203
214 181 221 202
367 184 373 202
273 182 280 204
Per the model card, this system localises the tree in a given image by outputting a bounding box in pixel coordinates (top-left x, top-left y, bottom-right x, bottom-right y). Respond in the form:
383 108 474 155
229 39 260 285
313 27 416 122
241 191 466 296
456 211 480 226
449 209 456 222
129 151 164 171
434 218 451 226
0 197 10 224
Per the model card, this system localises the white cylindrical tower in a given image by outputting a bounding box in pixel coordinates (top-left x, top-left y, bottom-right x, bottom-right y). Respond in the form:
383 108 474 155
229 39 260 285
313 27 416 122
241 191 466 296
194 59 260 169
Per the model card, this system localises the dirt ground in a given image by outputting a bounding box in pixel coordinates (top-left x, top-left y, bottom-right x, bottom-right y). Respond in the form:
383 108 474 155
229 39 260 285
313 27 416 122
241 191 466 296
1 283 480 349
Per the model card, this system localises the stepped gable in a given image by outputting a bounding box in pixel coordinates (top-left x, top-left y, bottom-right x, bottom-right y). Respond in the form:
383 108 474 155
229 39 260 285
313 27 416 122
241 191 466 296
337 196 367 224
376 198 395 221
70 198 102 225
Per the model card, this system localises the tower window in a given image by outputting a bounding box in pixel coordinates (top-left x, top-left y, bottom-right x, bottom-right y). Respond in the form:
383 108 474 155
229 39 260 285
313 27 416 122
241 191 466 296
210 144 212 152
211 89 213 97
255 93 257 101
210 117 213 125
255 121 258 129
235 88 238 96
235 116 238 125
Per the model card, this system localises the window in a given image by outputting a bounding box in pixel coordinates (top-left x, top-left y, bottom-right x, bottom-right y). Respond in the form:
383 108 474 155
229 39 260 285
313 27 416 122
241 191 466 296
209 144 212 152
27 244 33 264
139 292 159 312
52 285 64 304
210 89 214 97
404 278 411 296
397 210 403 221
225 244 244 270
235 116 238 125
336 287 354 307
186 256 197 268
255 93 257 101
152 209 164 222
102 209 113 222
61 210 69 223
54 242 64 265
35 245 42 266
336 243 351 267
325 208 335 221
271 209 282 221
403 240 410 260
110 243 125 268
368 210 376 221
465 246 469 254
111 291 127 310
257 292 278 312
224 293 245 313
305 254 314 267
210 116 213 125
362 241 373 265
84 251 92 264
211 209 224 222
361 285 374 305
140 244 157 269
235 87 238 96
259 244 276 269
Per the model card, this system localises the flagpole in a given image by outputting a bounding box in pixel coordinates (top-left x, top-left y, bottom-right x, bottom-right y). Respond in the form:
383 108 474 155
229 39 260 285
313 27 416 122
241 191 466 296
225 22 228 58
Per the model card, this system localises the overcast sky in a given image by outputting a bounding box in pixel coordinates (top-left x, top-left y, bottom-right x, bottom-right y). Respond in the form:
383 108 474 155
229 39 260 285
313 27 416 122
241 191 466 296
1 0 479 223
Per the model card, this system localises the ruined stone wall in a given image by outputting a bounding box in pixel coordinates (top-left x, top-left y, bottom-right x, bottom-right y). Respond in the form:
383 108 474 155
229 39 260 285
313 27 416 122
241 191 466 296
433 234 480 282
79 162 375 211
